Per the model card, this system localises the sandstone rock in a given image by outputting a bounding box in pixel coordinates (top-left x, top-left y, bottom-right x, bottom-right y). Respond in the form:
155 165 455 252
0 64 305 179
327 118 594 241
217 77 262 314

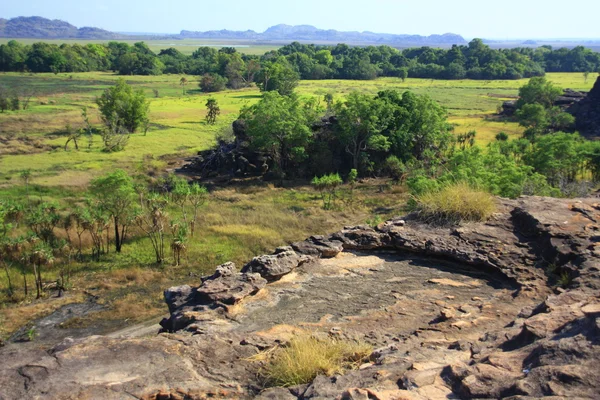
242 250 309 281
4 195 600 399
292 235 344 258
197 270 266 305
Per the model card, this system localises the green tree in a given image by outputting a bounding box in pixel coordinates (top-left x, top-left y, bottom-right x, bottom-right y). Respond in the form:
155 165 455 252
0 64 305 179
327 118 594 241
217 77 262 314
240 92 318 175
517 103 549 139
199 73 227 92
335 91 393 171
96 78 150 134
516 76 562 109
379 90 452 163
89 170 137 253
256 58 299 96
205 98 220 125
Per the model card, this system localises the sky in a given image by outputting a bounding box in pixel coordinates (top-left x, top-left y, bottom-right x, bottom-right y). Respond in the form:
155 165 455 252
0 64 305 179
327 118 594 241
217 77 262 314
3 0 600 39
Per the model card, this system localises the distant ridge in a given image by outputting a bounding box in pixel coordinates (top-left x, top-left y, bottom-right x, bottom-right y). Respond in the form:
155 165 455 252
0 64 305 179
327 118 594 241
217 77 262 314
0 16 122 39
180 23 467 45
0 17 466 46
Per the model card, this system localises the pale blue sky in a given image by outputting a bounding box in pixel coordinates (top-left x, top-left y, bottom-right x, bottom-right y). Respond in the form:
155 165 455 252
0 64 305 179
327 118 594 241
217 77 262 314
3 0 600 39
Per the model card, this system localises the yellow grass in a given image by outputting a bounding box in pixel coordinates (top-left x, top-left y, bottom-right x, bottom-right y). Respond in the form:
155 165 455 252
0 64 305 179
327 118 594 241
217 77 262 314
260 335 372 387
414 182 496 225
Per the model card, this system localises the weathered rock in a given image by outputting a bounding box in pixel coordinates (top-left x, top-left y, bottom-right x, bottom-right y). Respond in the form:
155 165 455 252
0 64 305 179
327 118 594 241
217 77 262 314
241 250 310 281
291 235 344 258
197 270 266 305
569 76 600 139
160 262 267 332
3 195 600 399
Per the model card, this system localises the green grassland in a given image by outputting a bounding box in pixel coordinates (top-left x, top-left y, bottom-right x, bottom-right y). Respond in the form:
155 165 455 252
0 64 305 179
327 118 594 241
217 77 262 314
0 71 596 338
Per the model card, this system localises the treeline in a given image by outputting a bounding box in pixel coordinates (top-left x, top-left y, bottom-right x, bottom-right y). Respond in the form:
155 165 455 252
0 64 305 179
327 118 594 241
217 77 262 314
1 39 599 81
236 77 600 199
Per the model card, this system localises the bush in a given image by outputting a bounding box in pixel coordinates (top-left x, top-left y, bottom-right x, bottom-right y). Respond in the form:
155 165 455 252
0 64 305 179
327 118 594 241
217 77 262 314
261 335 371 387
413 182 496 225
199 73 227 92
311 173 343 209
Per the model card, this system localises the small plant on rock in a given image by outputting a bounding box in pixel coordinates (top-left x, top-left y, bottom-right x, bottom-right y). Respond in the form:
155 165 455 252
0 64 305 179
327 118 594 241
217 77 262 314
259 334 372 387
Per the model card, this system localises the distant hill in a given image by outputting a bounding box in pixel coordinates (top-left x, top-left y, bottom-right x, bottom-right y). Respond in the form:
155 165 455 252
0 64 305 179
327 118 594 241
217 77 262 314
0 16 466 46
0 16 121 39
180 24 467 45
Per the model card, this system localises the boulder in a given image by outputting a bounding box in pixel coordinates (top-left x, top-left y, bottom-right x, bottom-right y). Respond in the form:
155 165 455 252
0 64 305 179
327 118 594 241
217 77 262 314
291 235 344 258
241 250 310 281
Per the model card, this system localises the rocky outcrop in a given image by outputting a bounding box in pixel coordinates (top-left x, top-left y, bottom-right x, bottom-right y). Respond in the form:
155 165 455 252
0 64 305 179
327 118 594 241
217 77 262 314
569 76 600 139
160 262 267 332
1 196 599 399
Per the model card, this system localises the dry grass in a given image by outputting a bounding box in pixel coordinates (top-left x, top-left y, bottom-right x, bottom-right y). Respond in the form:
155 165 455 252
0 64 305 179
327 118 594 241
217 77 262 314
413 182 496 225
259 335 372 387
0 292 86 337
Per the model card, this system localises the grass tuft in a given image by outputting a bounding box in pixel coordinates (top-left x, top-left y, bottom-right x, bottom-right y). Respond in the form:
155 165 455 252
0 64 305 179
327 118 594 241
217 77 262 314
413 182 496 225
260 335 372 387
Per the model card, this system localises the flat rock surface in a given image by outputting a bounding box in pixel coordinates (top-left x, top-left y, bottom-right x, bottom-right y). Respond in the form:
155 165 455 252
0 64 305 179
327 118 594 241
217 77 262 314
1 195 599 399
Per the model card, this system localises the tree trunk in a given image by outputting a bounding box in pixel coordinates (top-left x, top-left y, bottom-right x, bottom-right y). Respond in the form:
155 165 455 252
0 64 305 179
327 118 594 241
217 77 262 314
22 271 28 296
32 263 40 299
114 217 121 253
3 263 13 296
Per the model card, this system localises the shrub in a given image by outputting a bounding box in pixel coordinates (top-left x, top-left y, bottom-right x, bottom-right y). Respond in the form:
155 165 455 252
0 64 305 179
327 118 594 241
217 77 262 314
261 335 371 387
311 173 343 209
413 182 496 225
199 73 227 92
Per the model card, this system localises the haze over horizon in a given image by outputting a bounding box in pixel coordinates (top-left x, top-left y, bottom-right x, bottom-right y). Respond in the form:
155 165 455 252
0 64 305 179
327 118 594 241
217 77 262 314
3 0 600 40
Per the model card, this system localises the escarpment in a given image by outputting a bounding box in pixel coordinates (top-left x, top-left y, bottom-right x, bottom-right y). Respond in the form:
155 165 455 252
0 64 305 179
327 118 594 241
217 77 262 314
1 196 599 399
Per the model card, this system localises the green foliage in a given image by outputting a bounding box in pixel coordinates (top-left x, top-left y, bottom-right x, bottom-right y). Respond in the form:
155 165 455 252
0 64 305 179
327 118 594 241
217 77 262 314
311 173 343 209
523 132 583 187
377 90 453 163
382 156 406 181
96 78 150 134
256 58 299 96
516 76 562 109
89 169 137 253
205 98 220 125
335 91 393 171
240 92 319 173
199 73 227 92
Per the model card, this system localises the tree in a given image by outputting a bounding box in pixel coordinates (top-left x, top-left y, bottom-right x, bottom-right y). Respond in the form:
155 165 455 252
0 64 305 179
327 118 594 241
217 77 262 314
335 92 393 171
256 59 299 96
516 76 562 109
398 68 408 82
199 73 227 92
135 191 168 264
378 90 452 163
205 98 220 125
89 170 137 253
179 76 188 95
96 79 150 134
240 92 318 174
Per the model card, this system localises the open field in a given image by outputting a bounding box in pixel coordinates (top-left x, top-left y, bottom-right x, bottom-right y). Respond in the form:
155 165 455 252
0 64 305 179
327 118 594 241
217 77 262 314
0 72 596 339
